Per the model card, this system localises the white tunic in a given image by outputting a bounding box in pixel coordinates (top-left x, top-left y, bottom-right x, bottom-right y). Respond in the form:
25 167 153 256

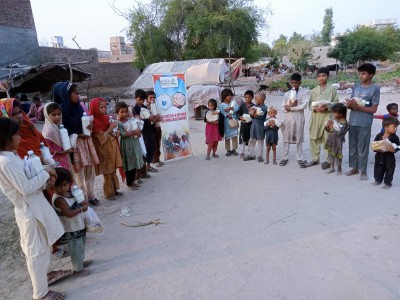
0 151 64 257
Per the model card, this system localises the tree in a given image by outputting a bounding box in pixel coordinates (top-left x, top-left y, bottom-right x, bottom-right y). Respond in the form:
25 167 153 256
245 42 272 62
321 8 334 46
327 25 400 66
272 34 288 61
287 40 314 71
288 32 306 44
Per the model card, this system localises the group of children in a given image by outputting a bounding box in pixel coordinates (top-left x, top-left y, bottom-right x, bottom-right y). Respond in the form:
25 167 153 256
204 63 400 189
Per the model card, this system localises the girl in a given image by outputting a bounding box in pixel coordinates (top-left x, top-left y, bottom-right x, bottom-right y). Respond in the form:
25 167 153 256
219 88 239 156
116 101 144 188
89 97 123 199
264 106 281 165
42 102 74 170
204 99 222 160
53 82 100 206
52 168 91 277
237 90 255 158
0 118 65 300
324 103 349 175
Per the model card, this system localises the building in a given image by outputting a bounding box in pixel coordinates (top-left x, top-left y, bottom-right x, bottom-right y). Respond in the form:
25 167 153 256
98 36 136 63
365 18 397 27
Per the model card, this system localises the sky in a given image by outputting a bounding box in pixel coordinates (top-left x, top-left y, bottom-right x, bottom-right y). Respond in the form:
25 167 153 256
31 0 400 51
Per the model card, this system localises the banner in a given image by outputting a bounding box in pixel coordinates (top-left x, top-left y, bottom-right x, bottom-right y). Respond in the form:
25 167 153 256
152 73 193 161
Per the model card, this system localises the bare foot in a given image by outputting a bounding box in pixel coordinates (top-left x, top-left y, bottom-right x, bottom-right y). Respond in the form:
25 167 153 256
360 172 368 181
326 168 335 174
264 159 269 165
273 159 277 165
73 269 91 277
372 181 381 186
212 153 219 158
382 184 391 190
37 290 65 300
345 168 359 176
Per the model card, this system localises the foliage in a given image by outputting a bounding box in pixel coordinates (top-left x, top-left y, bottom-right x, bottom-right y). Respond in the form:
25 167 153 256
327 25 400 66
288 32 306 44
115 0 271 68
271 34 288 60
287 40 314 71
267 77 289 91
245 42 272 63
321 8 334 46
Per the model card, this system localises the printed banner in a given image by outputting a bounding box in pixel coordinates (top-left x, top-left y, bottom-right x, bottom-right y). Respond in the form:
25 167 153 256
152 73 193 161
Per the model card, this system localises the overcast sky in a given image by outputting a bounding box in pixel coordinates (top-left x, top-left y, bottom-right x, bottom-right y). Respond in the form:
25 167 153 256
31 0 400 51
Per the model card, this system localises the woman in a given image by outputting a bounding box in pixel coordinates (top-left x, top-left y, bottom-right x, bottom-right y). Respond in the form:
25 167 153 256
53 82 100 206
0 98 47 158
0 118 65 300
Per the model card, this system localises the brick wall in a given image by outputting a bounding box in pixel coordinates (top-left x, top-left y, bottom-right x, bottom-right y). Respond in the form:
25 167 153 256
0 0 36 29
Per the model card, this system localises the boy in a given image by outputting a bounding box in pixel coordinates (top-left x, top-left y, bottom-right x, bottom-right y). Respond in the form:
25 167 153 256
345 63 380 180
372 117 400 189
280 73 310 168
133 89 157 176
236 90 255 158
28 95 45 122
308 67 339 169
147 90 164 167
374 103 399 133
243 92 267 162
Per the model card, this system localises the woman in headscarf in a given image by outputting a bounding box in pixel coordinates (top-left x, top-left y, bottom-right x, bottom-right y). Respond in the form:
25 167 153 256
89 97 123 199
0 98 47 159
53 82 100 206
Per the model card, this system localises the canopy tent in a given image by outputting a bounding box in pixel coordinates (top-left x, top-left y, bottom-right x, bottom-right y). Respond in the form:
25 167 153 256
131 58 231 90
0 62 91 97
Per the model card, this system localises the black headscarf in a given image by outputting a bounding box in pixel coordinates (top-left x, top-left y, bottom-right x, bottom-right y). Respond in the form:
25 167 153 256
53 82 84 135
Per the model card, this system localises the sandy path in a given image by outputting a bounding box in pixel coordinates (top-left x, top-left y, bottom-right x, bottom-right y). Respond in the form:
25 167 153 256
1 93 400 300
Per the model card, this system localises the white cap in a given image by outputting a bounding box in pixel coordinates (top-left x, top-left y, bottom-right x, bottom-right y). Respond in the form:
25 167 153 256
40 142 44 146
72 184 78 190
60 124 64 128
83 112 87 116
27 150 34 155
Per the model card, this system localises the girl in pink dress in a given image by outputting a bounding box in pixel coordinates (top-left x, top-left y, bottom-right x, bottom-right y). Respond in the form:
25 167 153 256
204 99 222 160
42 103 74 170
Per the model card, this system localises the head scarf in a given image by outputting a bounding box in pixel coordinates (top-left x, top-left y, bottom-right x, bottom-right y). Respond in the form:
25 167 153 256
53 82 84 135
42 102 63 147
0 98 46 158
89 98 109 133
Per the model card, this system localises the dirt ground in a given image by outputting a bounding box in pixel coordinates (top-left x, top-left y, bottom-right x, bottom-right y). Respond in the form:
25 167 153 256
1 91 400 300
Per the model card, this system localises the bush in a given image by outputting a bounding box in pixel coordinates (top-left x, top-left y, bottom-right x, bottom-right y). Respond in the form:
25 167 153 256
267 78 289 91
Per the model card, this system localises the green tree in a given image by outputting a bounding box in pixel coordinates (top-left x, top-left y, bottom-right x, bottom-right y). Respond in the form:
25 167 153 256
328 25 400 66
287 40 314 71
321 8 334 46
288 32 306 44
272 34 288 61
245 42 272 62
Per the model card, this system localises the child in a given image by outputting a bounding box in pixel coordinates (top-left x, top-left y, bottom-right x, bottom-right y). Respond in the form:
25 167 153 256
372 117 400 189
28 96 45 123
236 90 255 158
219 88 239 156
133 89 157 174
0 118 65 300
374 103 399 133
345 63 380 181
42 102 74 170
53 82 100 206
280 73 310 168
180 135 190 156
244 92 267 162
324 103 349 175
147 90 164 167
264 106 281 165
89 98 123 199
204 99 222 160
116 101 144 188
52 168 91 276
308 67 339 169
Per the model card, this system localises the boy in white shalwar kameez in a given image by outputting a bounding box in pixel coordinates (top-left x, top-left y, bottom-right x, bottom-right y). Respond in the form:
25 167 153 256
280 73 310 168
0 118 65 300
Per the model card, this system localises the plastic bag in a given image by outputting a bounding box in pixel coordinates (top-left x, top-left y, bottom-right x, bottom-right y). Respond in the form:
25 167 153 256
228 118 238 129
84 207 104 233
371 139 396 152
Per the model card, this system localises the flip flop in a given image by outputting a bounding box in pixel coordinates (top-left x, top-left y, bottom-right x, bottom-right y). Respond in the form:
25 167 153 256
36 290 65 300
147 167 158 173
48 269 72 286
279 159 288 166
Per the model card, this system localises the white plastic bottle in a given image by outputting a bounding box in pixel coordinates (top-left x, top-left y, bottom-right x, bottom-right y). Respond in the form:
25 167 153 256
59 124 72 150
109 116 118 134
81 112 91 136
71 185 85 203
40 142 56 166
150 102 159 116
27 150 43 176
289 87 296 101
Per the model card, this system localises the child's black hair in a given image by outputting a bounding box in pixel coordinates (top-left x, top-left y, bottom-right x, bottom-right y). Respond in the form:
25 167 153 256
382 116 400 127
0 118 19 151
357 63 376 75
135 89 147 100
146 90 156 97
317 67 329 76
46 102 61 115
221 88 234 102
67 83 78 95
290 73 302 81
54 167 74 187
386 102 398 112
32 96 41 102
208 99 218 110
115 101 129 113
244 90 254 98
331 103 347 118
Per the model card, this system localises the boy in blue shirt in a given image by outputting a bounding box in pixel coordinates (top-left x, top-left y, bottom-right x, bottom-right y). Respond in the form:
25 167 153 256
345 63 380 181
